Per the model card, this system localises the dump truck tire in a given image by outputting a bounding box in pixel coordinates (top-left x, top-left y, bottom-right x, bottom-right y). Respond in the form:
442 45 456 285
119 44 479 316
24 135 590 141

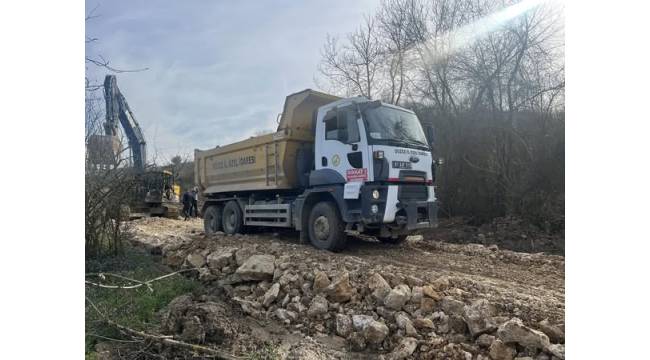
222 201 243 235
204 205 222 234
378 235 408 244
308 201 347 251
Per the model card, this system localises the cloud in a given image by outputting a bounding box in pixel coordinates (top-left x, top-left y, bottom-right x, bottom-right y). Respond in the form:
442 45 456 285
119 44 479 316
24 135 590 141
86 0 379 162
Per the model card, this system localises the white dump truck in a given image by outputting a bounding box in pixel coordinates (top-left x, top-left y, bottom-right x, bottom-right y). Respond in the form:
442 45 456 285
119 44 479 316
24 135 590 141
195 89 437 251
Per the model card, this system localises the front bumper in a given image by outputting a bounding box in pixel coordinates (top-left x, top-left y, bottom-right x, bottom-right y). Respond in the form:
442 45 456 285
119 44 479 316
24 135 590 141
396 200 438 230
358 184 437 230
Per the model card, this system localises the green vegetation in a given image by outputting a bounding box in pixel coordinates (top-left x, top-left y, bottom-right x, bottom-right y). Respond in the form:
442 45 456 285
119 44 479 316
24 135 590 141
85 244 200 355
245 342 280 360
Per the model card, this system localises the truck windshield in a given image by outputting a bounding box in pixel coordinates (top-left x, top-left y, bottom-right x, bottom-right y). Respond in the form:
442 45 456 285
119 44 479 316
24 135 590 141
362 106 429 150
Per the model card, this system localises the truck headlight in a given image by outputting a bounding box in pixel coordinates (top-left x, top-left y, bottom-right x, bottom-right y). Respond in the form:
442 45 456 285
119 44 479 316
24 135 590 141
372 189 380 199
371 204 379 214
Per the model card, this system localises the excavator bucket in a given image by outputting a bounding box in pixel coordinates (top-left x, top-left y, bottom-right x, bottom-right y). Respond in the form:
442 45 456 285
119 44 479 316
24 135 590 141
87 134 121 168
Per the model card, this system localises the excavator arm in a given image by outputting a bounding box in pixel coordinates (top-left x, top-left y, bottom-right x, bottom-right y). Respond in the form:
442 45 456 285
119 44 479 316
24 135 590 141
104 75 147 172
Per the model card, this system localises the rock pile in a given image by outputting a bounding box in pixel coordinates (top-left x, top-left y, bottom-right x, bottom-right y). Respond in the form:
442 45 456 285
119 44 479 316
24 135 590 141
152 232 565 359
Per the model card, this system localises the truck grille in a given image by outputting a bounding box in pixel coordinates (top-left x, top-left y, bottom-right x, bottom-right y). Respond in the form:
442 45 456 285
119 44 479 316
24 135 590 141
398 184 428 201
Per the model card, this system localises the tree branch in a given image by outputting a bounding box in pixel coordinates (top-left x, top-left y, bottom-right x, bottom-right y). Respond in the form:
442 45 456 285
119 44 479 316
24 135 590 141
85 268 198 291
86 297 242 360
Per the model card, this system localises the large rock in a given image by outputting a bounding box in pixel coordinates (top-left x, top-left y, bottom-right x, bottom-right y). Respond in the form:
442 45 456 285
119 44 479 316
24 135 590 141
545 343 565 359
262 283 280 307
476 333 496 348
489 339 516 360
206 247 236 270
307 295 329 318
161 296 236 343
235 247 256 266
395 312 418 336
349 332 367 351
413 318 435 330
387 337 418 360
431 276 450 290
420 297 436 314
278 272 300 287
352 314 375 331
497 318 551 350
384 284 411 310
233 297 263 317
185 253 206 268
336 314 353 337
275 308 297 323
367 273 391 302
405 275 424 287
537 319 565 343
422 285 442 300
312 270 330 293
325 271 354 303
235 254 275 281
363 320 389 344
463 299 497 336
395 312 412 329
410 286 423 304
448 315 468 334
441 296 465 315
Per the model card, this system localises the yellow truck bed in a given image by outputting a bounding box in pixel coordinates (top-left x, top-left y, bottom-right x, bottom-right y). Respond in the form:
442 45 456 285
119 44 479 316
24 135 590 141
195 89 339 194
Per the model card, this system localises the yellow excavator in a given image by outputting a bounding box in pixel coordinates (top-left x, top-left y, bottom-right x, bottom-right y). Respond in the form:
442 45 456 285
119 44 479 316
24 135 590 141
137 169 181 218
88 75 181 218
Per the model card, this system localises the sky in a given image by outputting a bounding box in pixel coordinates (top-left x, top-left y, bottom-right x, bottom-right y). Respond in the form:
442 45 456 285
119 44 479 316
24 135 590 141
86 0 380 163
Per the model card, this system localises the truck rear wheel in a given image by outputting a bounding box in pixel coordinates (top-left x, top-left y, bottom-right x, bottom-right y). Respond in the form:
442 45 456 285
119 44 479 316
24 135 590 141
308 201 347 251
222 201 243 235
204 205 222 234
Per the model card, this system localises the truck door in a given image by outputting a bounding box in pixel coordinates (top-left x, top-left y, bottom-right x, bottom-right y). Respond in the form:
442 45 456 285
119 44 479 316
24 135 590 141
316 105 368 183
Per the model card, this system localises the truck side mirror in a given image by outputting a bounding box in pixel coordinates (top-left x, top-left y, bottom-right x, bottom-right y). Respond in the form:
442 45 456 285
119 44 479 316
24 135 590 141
425 125 435 148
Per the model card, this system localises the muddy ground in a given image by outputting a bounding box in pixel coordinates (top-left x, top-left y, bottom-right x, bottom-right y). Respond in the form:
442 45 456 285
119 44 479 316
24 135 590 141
118 217 565 359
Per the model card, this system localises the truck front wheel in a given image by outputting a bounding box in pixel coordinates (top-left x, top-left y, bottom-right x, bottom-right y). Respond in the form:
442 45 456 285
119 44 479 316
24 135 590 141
308 201 347 251
203 205 222 234
222 201 243 235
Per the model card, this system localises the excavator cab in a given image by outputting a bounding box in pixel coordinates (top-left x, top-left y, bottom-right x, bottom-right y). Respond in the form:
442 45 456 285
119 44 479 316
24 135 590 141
139 170 181 217
160 170 181 202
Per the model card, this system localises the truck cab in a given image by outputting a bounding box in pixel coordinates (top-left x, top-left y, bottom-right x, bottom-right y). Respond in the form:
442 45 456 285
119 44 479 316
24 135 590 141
297 97 437 249
196 89 437 251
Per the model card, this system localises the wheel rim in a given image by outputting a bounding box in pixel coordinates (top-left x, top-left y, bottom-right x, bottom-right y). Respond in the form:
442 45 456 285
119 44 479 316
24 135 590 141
313 215 330 241
223 208 235 232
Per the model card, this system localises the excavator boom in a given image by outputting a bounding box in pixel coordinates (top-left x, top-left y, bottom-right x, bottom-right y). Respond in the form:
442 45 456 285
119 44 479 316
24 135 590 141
104 75 147 172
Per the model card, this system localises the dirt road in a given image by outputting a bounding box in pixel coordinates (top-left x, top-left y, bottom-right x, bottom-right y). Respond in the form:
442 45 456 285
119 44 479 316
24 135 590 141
128 217 565 359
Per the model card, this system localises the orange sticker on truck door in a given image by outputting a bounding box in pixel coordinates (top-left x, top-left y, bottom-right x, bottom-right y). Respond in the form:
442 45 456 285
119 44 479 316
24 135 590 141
346 168 368 182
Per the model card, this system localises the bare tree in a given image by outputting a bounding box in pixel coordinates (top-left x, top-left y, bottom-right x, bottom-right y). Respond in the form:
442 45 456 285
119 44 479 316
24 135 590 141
85 7 150 257
318 16 383 99
376 0 428 104
317 0 565 230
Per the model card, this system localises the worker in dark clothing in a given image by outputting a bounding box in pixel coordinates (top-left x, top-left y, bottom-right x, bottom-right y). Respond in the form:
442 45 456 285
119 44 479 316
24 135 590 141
181 190 193 221
191 187 199 217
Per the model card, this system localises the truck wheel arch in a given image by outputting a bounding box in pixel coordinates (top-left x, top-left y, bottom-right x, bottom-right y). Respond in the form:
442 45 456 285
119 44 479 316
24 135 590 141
296 187 349 232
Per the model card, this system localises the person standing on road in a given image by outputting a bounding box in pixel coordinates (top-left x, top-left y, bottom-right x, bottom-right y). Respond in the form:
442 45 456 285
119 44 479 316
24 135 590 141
181 190 193 221
192 187 199 217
